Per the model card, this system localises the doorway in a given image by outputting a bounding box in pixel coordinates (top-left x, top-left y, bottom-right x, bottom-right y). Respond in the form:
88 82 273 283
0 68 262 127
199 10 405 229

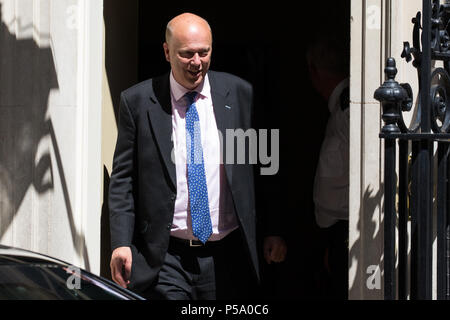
102 0 351 299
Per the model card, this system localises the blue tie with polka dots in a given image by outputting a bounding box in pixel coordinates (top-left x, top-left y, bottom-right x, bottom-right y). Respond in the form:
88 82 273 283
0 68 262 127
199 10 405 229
185 91 212 243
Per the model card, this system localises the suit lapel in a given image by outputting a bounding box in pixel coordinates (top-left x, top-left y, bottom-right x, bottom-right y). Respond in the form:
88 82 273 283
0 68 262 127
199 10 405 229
147 73 177 189
209 71 234 186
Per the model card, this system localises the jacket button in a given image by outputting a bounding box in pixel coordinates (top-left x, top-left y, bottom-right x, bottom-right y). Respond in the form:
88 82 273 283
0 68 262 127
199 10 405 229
171 194 176 201
167 223 172 230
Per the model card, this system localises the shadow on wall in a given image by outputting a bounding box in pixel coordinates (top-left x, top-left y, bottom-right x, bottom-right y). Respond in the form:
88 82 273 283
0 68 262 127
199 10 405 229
348 184 384 298
0 4 90 270
100 166 111 280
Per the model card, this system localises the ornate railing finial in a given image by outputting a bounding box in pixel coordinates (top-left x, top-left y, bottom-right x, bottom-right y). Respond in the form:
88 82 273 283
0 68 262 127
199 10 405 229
374 58 410 134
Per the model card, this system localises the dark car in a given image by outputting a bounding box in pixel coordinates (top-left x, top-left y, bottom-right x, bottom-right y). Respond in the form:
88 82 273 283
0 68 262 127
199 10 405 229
0 245 144 300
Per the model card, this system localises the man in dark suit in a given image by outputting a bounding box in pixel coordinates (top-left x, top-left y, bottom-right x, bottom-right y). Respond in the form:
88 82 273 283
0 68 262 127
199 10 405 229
109 12 286 300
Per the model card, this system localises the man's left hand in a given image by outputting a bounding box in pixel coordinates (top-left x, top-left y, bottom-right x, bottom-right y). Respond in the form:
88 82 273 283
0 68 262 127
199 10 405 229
263 236 287 264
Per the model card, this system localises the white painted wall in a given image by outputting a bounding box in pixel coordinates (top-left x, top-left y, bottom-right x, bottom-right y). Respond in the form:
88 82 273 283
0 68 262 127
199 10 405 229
0 0 103 274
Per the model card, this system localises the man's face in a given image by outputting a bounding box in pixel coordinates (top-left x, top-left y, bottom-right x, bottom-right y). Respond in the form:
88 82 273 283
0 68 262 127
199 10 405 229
164 24 212 90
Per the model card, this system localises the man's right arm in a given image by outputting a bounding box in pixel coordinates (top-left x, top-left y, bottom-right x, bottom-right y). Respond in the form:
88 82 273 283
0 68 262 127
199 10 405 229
108 93 137 287
110 246 132 288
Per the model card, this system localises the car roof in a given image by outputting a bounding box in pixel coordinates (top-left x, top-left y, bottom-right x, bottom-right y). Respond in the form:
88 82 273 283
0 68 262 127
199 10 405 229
0 245 69 266
0 245 146 300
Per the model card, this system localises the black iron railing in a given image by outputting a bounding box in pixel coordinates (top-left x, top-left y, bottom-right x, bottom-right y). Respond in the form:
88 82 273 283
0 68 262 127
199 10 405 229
374 0 450 300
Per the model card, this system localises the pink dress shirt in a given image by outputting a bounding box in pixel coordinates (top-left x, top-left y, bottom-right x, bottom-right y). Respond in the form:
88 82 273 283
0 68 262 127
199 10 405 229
169 72 239 241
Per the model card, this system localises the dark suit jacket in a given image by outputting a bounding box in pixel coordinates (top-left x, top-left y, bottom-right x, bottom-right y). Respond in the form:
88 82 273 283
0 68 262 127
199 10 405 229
109 70 259 293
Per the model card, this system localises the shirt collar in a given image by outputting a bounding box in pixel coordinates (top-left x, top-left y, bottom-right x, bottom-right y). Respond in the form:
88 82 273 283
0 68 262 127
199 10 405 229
169 71 211 104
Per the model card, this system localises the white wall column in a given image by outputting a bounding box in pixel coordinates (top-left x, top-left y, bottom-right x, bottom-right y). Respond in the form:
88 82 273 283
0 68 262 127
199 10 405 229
0 0 103 274
349 0 385 300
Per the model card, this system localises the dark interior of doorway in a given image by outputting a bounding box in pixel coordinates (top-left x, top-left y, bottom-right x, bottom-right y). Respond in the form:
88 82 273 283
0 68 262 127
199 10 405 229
137 1 350 299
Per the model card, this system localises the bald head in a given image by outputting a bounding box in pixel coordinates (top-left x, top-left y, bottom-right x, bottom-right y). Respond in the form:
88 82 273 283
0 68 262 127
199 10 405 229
163 13 213 90
165 13 212 45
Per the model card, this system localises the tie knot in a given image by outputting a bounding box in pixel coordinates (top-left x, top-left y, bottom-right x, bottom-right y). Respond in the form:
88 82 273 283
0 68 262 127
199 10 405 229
185 91 198 105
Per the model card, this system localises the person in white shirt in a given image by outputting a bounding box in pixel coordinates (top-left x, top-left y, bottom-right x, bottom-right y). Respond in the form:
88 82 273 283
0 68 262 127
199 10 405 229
307 29 350 299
